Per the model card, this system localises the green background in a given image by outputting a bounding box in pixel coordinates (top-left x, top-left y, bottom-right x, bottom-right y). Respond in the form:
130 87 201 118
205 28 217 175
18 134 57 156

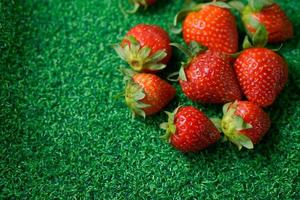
1 0 300 199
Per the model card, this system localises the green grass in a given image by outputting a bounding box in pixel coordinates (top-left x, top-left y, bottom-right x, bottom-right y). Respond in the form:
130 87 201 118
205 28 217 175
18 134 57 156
1 0 300 199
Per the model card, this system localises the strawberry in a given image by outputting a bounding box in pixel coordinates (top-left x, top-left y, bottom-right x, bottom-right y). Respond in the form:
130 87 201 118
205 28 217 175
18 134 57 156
182 4 238 54
234 47 288 107
242 0 293 43
220 101 271 149
123 69 176 117
113 24 171 72
128 0 156 13
160 106 221 152
171 42 242 104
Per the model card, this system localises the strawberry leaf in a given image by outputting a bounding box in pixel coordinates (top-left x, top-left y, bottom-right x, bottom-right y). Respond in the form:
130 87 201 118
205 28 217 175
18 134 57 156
231 133 254 150
112 44 127 60
133 108 146 118
221 101 254 150
179 66 187 81
123 45 131 59
170 26 182 34
222 102 232 115
160 122 168 130
173 9 192 27
173 0 201 27
271 43 284 52
130 42 141 55
228 1 245 12
252 24 268 47
160 107 180 141
146 63 166 71
125 35 139 45
167 71 180 82
249 0 264 12
244 122 253 130
230 51 242 58
188 41 206 57
242 36 253 49
210 117 222 132
125 81 150 118
233 115 253 131
147 50 167 63
247 15 260 29
171 42 206 82
170 43 193 58
139 47 151 60
114 35 167 72
132 88 145 100
232 115 244 130
210 1 232 9
119 67 137 82
136 101 150 109
249 0 273 12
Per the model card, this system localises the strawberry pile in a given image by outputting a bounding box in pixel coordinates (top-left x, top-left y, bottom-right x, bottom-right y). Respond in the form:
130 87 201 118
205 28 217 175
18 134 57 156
113 0 293 152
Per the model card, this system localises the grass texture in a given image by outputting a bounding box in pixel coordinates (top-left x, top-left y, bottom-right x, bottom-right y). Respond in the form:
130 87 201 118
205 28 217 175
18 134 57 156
1 0 300 199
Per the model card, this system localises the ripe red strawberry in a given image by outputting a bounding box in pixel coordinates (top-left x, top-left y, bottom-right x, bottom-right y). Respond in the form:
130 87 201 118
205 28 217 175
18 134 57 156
242 2 293 43
234 47 288 107
160 106 221 152
182 5 238 54
221 101 271 149
124 70 176 117
128 0 156 13
178 47 242 104
113 24 171 72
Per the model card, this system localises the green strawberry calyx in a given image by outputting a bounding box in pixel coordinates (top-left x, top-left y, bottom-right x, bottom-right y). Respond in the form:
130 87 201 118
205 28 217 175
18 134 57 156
242 1 272 48
113 35 167 72
160 107 181 142
127 0 150 13
168 41 206 82
230 21 268 57
248 0 274 12
220 101 254 150
121 68 150 118
242 23 268 49
172 0 245 33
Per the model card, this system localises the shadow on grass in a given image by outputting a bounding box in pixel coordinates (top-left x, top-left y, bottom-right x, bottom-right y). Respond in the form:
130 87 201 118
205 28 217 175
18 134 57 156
119 0 300 167
0 1 32 139
181 73 300 168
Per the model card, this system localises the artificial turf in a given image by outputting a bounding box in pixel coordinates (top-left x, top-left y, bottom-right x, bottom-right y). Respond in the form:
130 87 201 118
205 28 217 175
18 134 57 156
1 0 300 199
